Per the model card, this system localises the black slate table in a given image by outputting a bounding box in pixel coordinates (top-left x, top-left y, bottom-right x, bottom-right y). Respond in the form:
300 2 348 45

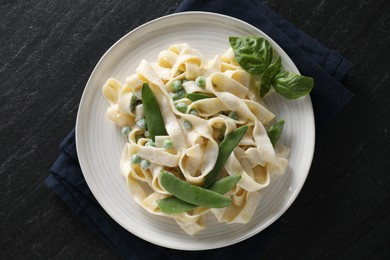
1 0 389 259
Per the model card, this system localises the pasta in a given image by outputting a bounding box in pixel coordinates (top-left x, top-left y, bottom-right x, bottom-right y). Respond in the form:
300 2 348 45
102 43 289 235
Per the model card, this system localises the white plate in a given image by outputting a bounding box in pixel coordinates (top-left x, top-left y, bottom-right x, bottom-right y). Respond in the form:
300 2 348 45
76 12 315 250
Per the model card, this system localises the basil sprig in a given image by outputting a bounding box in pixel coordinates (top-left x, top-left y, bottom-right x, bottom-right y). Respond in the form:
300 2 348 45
260 57 282 97
229 36 273 75
229 36 314 99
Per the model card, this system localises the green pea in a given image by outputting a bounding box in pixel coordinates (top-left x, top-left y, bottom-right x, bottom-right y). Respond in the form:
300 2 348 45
172 80 183 92
136 118 147 129
219 125 226 141
195 76 206 87
163 139 173 149
145 140 156 147
131 154 141 164
159 170 231 208
140 159 150 170
183 120 192 130
204 126 248 187
228 111 239 120
121 126 131 136
188 108 198 115
175 102 187 113
157 175 241 214
170 90 186 101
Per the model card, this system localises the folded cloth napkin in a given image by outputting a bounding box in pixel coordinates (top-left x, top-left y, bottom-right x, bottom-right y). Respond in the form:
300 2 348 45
176 0 353 131
46 0 353 259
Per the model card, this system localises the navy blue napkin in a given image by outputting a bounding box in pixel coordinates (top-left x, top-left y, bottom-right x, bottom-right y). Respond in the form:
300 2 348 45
46 0 352 259
177 0 352 131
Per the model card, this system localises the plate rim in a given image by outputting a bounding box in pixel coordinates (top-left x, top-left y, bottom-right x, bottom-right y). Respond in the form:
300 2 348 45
75 11 316 250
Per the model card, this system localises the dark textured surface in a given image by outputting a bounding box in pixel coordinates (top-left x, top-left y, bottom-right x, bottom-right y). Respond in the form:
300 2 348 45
1 0 389 259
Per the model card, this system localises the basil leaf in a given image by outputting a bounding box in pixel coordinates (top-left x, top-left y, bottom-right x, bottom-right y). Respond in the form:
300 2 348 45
229 36 273 75
267 119 285 146
260 57 282 98
273 71 314 100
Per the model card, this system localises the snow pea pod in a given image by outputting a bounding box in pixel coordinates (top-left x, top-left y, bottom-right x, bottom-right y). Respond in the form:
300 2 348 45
185 93 213 102
157 197 195 215
204 125 248 188
267 118 285 146
158 175 241 214
159 170 231 209
208 175 241 194
142 83 168 140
